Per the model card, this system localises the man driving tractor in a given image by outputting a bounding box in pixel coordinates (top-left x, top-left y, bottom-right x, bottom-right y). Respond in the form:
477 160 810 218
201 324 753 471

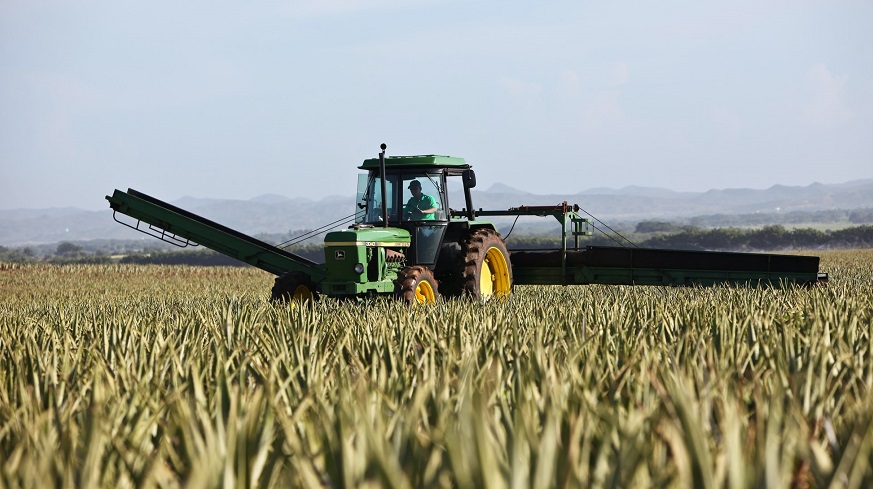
403 179 438 220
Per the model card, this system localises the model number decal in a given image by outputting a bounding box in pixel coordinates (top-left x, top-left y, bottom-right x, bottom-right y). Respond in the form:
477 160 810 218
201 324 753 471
326 242 410 247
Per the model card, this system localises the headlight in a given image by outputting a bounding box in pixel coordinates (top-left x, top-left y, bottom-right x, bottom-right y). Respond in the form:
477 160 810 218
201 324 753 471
353 263 365 274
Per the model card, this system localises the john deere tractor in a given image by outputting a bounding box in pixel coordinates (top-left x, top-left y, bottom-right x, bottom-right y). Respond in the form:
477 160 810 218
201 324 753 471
106 144 825 304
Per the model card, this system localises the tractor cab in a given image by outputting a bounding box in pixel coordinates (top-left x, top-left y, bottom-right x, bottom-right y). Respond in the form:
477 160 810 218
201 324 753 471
356 155 473 267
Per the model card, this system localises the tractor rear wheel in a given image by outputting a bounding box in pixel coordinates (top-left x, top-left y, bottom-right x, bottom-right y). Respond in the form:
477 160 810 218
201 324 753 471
395 266 440 305
271 271 317 303
461 228 512 300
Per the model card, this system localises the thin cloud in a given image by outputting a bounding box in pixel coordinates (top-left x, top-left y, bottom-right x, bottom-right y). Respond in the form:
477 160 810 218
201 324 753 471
579 90 624 128
498 76 543 99
710 104 742 132
803 63 851 127
280 0 461 18
609 62 630 86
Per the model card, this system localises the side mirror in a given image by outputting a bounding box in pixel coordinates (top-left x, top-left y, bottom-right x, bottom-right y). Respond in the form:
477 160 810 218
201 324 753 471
462 169 477 189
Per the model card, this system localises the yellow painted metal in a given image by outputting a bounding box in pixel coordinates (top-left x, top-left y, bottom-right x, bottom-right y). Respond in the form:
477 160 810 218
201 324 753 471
292 284 314 302
414 279 436 304
481 247 511 298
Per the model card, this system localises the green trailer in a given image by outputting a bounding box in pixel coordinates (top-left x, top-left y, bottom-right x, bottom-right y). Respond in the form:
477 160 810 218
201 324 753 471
106 145 826 303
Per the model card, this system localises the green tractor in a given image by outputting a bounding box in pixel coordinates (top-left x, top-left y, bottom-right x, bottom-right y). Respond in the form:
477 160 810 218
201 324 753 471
309 144 511 303
106 144 826 304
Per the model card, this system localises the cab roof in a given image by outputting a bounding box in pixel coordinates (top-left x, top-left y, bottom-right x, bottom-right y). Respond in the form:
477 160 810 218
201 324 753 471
359 155 470 170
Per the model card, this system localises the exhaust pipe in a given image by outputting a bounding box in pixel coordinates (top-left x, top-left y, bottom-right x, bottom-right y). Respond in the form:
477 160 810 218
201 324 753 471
379 143 388 227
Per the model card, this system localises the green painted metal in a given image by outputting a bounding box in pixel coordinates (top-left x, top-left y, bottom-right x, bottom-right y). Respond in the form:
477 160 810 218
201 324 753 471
320 275 399 296
359 155 469 170
322 227 410 291
454 201 824 287
106 189 327 281
510 246 824 287
324 227 411 246
512 264 820 286
457 202 593 284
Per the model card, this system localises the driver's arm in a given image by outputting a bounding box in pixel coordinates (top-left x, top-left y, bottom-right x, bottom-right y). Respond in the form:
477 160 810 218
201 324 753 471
416 195 438 215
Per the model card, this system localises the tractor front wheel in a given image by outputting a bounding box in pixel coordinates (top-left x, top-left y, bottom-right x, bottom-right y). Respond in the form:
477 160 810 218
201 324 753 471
271 271 317 303
395 266 440 305
461 228 512 300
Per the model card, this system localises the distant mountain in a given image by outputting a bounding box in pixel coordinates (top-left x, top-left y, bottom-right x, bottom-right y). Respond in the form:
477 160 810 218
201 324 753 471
170 196 227 209
2 180 872 247
249 193 293 204
577 186 694 199
0 207 86 222
829 178 873 188
485 183 530 195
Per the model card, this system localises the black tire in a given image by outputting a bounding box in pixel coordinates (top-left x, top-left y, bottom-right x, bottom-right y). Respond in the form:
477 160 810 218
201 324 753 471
271 271 317 303
460 228 512 300
395 266 440 305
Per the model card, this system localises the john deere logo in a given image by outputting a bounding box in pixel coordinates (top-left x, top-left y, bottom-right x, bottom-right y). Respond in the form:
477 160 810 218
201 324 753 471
335 250 346 260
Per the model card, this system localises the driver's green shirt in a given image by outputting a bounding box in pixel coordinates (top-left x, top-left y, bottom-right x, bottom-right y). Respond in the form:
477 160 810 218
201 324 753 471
404 194 438 220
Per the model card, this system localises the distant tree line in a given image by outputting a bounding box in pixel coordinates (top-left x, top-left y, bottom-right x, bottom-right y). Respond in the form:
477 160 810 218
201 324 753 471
0 246 36 263
677 207 873 228
641 225 873 251
2 225 872 266
507 225 873 252
0 240 324 267
0 242 113 265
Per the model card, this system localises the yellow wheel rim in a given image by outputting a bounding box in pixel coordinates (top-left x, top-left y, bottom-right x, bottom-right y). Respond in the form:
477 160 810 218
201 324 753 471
414 279 436 304
292 285 313 302
480 247 511 298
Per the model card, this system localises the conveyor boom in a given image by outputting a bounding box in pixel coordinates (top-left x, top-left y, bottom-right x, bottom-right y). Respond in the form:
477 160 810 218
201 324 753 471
106 189 326 280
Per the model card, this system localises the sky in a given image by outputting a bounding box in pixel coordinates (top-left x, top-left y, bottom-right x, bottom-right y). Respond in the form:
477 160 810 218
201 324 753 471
1 0 871 211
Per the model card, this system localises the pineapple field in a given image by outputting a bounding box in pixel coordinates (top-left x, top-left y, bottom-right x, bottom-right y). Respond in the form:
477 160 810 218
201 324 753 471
1 250 871 488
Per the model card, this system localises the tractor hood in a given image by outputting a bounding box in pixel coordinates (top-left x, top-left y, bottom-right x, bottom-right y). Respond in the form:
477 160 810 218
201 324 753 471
324 227 411 247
